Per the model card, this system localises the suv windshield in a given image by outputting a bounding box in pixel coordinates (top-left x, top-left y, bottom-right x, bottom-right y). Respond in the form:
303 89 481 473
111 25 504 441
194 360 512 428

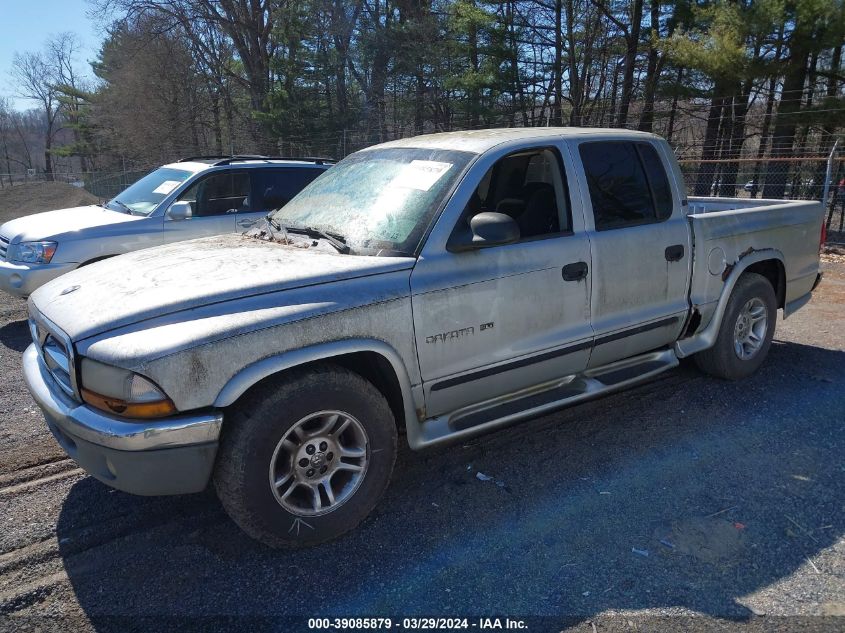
105 167 193 216
270 148 475 256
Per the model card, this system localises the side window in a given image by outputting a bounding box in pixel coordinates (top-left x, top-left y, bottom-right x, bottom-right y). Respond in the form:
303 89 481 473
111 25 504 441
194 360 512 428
580 141 675 230
636 143 673 220
252 168 323 212
460 148 570 240
178 172 251 217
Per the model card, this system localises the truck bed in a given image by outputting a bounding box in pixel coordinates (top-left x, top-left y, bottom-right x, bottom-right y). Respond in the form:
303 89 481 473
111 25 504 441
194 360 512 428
685 196 824 329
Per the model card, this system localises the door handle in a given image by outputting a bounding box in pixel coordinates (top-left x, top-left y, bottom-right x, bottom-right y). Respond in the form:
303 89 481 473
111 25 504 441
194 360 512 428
237 219 258 228
562 261 589 281
665 244 685 262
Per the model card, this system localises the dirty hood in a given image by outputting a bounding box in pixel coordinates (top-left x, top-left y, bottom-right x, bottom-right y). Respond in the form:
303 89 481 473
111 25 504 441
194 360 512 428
0 205 140 242
30 235 415 341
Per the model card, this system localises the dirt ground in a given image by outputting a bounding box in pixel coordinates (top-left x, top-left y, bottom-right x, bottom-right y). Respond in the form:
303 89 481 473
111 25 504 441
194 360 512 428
0 248 843 631
0 182 99 224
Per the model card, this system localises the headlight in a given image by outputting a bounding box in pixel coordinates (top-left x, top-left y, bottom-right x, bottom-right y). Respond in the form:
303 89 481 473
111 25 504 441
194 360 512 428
8 241 58 264
79 358 176 418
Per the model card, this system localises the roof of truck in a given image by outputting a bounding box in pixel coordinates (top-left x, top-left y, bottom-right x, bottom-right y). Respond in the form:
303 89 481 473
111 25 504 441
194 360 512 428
370 127 660 155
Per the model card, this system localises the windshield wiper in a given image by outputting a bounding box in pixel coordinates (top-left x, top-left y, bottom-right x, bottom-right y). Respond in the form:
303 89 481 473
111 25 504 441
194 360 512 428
109 199 132 214
266 216 284 232
284 225 350 254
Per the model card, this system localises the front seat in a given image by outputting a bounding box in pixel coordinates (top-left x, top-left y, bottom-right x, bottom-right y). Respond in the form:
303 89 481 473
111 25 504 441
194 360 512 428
517 183 559 236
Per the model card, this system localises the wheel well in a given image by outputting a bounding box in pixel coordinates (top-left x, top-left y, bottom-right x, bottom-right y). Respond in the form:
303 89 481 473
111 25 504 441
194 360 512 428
743 259 785 308
233 352 407 430
331 352 406 430
78 255 115 268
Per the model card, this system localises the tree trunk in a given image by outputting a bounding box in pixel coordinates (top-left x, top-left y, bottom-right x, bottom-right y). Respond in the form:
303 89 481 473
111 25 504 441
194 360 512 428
617 0 643 127
666 66 683 142
468 2 481 128
694 78 730 196
638 0 661 132
553 0 563 125
565 0 581 125
762 45 811 199
719 83 751 197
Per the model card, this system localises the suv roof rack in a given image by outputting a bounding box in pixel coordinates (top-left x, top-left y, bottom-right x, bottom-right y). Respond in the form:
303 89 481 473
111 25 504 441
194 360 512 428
177 155 337 166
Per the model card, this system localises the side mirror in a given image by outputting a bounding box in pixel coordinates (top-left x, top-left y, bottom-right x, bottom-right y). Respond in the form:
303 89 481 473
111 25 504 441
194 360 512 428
449 212 520 251
166 201 192 221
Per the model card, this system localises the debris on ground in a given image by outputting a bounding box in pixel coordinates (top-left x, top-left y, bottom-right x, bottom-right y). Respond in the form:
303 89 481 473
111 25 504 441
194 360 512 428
632 548 649 557
653 516 747 565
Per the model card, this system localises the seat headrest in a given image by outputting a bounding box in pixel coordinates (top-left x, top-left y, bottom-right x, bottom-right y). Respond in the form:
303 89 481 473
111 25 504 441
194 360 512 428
496 198 525 217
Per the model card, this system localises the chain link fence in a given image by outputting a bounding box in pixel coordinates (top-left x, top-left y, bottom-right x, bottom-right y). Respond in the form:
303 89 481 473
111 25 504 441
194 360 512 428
0 167 154 201
1 139 843 241
677 149 844 240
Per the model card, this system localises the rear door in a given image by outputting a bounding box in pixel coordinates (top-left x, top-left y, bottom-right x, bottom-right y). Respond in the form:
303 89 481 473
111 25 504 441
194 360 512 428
236 167 325 232
573 138 690 367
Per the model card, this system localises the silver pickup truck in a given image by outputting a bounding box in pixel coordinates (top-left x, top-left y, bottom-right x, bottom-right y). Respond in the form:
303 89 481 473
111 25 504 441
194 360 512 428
0 156 329 297
22 128 824 547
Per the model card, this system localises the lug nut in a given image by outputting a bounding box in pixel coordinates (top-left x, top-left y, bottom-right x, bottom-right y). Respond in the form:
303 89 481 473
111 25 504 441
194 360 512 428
306 468 315 477
299 458 309 467
306 444 316 455
319 441 328 451
327 452 334 461
320 466 328 474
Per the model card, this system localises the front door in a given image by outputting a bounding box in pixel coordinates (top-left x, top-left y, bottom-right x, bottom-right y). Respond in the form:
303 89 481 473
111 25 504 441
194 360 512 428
411 146 593 418
162 171 249 242
573 139 690 367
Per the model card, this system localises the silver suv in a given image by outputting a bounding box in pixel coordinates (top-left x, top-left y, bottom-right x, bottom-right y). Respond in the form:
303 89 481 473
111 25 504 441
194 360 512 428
0 156 332 297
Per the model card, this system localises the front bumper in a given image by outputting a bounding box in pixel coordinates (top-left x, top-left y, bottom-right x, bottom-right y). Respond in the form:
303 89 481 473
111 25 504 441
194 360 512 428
0 260 76 298
22 344 223 495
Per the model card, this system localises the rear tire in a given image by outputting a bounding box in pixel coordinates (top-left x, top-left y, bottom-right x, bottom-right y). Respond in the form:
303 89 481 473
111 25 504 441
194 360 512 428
214 363 397 548
694 272 777 380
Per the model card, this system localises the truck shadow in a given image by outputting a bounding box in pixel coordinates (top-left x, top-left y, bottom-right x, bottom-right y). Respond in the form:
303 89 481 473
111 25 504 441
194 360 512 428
55 339 845 628
0 319 31 353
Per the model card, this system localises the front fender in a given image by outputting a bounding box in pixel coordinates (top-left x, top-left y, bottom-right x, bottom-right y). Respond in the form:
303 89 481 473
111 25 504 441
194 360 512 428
213 338 419 429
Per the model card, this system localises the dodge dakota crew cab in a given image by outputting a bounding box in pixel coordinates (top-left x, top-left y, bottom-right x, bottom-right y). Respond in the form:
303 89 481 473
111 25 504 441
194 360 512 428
22 128 824 547
0 156 330 297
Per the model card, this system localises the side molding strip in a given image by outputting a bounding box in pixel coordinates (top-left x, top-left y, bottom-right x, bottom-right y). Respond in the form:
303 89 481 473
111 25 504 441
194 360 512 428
429 316 678 393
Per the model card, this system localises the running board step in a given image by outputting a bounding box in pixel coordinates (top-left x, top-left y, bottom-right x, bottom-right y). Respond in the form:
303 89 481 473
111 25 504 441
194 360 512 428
412 349 679 449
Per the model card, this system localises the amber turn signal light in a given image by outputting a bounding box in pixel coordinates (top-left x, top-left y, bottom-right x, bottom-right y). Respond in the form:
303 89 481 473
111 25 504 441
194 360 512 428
81 388 177 419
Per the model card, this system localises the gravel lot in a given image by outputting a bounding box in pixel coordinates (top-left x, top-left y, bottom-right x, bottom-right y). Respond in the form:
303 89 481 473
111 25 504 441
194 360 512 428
0 254 843 632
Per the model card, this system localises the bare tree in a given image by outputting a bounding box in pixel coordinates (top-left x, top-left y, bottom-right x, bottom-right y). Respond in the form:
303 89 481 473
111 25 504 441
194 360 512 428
12 50 60 178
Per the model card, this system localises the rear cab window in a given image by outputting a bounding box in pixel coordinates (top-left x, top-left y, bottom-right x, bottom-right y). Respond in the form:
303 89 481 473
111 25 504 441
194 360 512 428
579 141 673 230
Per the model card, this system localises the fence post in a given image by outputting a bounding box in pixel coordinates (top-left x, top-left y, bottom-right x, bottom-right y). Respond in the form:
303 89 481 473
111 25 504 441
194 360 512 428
822 139 839 209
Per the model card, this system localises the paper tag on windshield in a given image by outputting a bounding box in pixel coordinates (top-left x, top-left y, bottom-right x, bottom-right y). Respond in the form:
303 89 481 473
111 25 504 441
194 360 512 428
153 180 181 195
390 160 453 191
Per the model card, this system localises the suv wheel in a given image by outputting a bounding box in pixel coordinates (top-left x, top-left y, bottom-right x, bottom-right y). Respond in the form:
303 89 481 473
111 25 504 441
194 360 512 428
694 272 777 380
214 363 397 547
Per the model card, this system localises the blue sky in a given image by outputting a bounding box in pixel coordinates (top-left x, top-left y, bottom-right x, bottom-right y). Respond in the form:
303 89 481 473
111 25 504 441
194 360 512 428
0 0 102 110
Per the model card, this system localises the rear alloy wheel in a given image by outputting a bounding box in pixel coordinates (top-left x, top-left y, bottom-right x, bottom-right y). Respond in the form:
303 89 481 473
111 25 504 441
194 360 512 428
732 297 768 361
694 272 777 380
214 364 397 548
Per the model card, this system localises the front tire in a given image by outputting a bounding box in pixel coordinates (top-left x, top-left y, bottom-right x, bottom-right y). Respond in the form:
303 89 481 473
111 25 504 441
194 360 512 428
694 272 777 380
214 363 397 548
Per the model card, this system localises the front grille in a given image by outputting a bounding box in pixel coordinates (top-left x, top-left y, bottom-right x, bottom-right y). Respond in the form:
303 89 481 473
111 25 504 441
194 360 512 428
0 236 8 261
29 313 76 398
